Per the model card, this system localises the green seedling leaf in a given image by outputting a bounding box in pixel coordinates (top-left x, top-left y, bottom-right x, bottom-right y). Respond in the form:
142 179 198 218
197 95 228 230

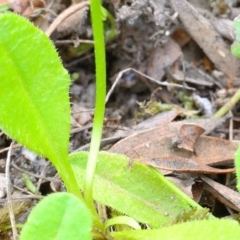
104 216 141 232
20 193 92 240
22 173 39 194
0 13 70 162
70 151 193 228
0 3 10 12
0 13 81 197
231 15 240 58
231 41 240 58
101 6 107 21
112 219 240 240
233 16 240 42
235 144 240 191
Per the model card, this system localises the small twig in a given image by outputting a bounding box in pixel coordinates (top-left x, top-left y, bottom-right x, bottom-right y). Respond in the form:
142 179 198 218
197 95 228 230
73 136 123 152
11 162 59 183
13 184 35 196
54 39 94 45
65 52 94 68
36 161 50 191
5 142 18 240
229 117 233 141
105 68 195 103
45 1 90 37
71 108 94 113
180 54 186 85
71 116 83 129
0 144 21 154
0 195 44 203
70 123 93 134
215 128 240 134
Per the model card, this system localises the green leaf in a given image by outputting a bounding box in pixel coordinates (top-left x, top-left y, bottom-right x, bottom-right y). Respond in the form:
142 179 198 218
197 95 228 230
0 13 70 162
104 216 141 232
112 219 240 240
101 6 108 21
234 144 240 191
233 16 240 42
231 15 240 58
70 151 193 228
0 13 82 197
231 41 240 58
0 3 10 12
20 193 92 240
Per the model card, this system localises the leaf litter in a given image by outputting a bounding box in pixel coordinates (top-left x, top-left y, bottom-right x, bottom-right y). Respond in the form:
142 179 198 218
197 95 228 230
1 0 240 237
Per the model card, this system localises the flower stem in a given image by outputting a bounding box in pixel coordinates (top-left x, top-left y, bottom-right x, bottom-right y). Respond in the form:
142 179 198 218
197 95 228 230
84 0 106 231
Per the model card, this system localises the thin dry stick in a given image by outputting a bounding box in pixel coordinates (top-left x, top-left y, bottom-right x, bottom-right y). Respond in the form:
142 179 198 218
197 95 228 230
229 117 233 141
0 144 21 154
13 184 35 196
71 116 83 128
5 142 18 240
105 68 195 103
70 124 93 134
11 162 57 183
0 195 43 203
45 1 90 37
36 161 50 191
55 39 94 45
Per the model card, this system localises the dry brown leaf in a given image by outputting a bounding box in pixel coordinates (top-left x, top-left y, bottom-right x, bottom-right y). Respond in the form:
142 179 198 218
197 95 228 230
166 176 194 198
132 135 236 166
8 0 45 16
171 28 191 47
8 0 29 13
110 119 237 173
140 157 235 174
201 176 240 212
203 55 214 72
147 38 182 81
75 110 181 151
175 123 205 152
192 181 204 202
56 6 89 37
170 0 240 78
112 110 181 139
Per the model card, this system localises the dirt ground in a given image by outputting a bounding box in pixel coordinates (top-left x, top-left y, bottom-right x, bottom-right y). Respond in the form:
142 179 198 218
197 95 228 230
1 0 240 238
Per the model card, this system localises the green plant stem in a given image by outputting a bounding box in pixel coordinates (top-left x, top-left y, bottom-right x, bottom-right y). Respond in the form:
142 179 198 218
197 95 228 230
84 0 106 231
69 7 118 58
57 161 84 200
213 88 240 118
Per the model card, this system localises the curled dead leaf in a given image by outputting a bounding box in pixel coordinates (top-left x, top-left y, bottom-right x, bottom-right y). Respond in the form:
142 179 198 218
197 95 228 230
175 123 205 152
145 157 235 174
110 118 237 174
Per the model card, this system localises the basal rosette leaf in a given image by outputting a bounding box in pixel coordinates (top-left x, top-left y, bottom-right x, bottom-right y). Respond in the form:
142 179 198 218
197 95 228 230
231 15 240 58
0 13 70 162
20 193 92 240
70 151 193 228
112 219 240 240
